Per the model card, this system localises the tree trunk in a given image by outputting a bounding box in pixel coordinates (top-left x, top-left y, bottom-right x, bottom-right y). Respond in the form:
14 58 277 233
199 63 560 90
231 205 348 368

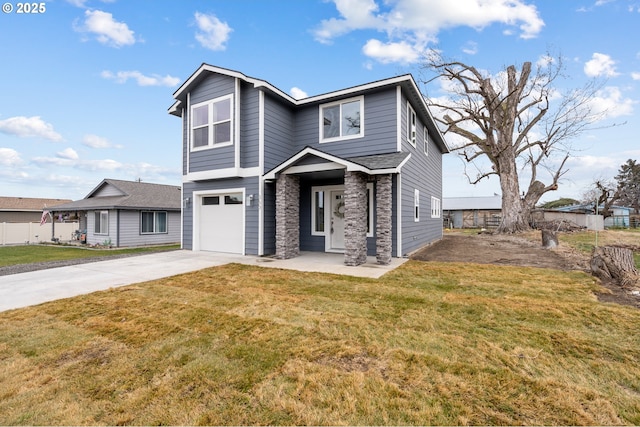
590 246 640 288
541 230 558 248
496 154 530 233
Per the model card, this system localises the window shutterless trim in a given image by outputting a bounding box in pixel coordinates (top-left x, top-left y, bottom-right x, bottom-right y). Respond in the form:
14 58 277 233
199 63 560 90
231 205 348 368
190 94 234 151
319 95 364 143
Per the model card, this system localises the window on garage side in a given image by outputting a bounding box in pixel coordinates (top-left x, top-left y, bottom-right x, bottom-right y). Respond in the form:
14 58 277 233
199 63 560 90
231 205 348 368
141 211 168 234
191 94 233 150
95 210 108 235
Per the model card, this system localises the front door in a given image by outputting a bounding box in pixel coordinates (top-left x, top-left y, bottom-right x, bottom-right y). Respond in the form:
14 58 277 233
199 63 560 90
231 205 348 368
330 190 345 250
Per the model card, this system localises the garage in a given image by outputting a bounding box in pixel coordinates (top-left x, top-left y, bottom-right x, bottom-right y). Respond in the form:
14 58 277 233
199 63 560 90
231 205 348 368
198 192 244 254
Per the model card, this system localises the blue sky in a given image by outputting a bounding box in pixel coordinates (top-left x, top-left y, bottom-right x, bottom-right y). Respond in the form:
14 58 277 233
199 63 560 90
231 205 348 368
1 0 638 202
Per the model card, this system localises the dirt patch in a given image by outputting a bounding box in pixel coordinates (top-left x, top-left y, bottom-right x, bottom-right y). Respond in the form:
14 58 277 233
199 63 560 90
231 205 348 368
410 232 640 309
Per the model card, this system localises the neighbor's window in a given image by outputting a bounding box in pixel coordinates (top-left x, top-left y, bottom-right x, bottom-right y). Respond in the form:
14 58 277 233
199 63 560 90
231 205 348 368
191 95 233 150
95 210 108 235
414 189 420 222
407 103 417 147
141 211 168 234
431 196 441 219
320 96 363 142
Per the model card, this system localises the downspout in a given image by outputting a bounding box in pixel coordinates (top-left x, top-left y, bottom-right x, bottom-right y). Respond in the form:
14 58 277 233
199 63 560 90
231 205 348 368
116 210 120 247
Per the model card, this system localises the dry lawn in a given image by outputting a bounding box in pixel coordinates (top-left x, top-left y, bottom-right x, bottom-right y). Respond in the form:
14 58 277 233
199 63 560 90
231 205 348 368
1 261 640 425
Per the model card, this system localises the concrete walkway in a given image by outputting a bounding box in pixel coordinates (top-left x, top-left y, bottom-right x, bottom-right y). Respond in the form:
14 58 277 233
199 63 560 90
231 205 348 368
0 250 407 312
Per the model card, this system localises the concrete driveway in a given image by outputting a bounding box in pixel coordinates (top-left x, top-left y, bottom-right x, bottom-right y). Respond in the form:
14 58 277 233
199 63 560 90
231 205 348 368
0 250 406 312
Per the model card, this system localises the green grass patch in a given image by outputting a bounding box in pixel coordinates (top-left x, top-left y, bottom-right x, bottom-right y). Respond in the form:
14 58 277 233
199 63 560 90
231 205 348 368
1 261 639 425
0 244 180 267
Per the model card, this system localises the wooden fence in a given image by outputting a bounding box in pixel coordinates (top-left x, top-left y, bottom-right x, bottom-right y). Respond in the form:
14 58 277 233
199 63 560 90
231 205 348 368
0 222 79 245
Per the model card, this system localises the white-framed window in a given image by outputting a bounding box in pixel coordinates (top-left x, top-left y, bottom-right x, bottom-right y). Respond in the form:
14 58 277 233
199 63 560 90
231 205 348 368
407 103 416 147
431 196 441 219
414 189 420 222
424 127 430 156
94 210 108 235
191 94 233 150
141 211 168 234
311 183 374 237
320 96 364 143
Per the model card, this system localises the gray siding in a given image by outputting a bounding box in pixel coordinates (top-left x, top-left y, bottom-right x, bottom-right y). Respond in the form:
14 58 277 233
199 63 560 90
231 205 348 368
240 81 260 168
85 209 117 246
182 177 260 254
264 93 295 172
293 88 398 157
92 184 124 197
117 210 180 247
399 95 443 255
86 209 179 247
186 74 237 172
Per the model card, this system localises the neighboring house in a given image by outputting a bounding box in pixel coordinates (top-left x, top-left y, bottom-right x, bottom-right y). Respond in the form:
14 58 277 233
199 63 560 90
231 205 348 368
0 197 71 223
443 195 502 229
169 64 449 265
553 203 634 228
51 179 181 247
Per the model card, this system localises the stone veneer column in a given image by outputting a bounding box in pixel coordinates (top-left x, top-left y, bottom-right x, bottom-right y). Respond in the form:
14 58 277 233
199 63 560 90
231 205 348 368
344 171 368 266
375 174 393 265
275 174 300 259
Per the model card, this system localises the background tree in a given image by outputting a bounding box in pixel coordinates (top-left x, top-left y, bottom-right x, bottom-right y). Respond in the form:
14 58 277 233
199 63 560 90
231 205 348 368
422 53 606 233
582 159 640 217
615 159 640 213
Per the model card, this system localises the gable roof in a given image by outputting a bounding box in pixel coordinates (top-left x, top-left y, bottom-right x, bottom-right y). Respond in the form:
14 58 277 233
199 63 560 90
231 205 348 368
0 197 72 212
51 179 181 211
263 146 411 180
169 63 449 154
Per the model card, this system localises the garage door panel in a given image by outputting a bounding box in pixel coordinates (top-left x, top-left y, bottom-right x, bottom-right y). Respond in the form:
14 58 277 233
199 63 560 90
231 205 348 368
199 193 244 254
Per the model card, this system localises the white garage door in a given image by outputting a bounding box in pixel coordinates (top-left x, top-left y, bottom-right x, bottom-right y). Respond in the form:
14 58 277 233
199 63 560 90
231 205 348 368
199 193 244 253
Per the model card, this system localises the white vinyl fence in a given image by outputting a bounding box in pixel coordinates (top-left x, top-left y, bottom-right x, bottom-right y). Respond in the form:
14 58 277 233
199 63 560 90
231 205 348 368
1 222 80 245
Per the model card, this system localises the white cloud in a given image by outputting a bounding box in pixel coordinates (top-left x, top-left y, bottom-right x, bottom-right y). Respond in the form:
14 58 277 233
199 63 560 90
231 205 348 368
194 12 232 51
588 86 636 119
74 10 136 48
0 116 63 141
32 156 124 171
631 72 640 80
362 39 421 64
290 87 308 99
82 134 122 149
0 148 22 166
101 70 180 87
313 0 544 63
461 41 478 55
584 52 620 77
56 148 79 160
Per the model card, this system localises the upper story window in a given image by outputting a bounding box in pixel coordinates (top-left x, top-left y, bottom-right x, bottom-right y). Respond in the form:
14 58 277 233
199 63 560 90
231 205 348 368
407 103 417 147
191 94 233 150
320 96 364 143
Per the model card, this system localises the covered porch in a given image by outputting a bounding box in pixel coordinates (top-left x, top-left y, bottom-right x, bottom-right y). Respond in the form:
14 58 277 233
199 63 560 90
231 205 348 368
264 147 410 266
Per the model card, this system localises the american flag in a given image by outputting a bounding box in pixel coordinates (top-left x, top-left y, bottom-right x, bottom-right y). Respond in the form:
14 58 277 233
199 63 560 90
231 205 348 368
40 210 50 226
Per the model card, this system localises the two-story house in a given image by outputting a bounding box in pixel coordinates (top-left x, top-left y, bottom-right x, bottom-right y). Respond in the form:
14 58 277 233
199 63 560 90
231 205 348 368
169 64 448 266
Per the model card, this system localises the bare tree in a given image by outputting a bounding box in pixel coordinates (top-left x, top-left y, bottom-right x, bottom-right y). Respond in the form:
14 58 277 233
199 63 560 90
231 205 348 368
422 53 606 233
